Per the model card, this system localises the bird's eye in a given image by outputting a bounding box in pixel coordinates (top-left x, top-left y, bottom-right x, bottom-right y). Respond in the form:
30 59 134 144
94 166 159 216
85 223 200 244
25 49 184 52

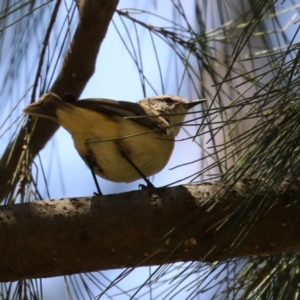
164 98 174 104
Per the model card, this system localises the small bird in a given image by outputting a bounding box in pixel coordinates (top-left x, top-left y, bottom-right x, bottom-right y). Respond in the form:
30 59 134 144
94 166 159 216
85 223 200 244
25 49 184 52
23 93 205 194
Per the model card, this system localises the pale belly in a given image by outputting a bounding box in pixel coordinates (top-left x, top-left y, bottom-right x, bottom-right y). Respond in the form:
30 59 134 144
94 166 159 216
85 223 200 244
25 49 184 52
57 106 175 182
73 132 174 182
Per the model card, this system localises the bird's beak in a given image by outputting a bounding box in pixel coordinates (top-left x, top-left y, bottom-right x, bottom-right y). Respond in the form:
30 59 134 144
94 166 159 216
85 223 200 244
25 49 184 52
23 101 57 120
184 99 206 109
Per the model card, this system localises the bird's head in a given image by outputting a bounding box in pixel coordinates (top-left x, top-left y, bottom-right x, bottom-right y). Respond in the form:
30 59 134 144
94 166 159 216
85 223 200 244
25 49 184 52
138 95 205 136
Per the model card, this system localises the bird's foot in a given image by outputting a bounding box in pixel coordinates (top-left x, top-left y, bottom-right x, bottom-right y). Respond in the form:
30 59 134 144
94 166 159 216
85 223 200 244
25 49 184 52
139 182 155 190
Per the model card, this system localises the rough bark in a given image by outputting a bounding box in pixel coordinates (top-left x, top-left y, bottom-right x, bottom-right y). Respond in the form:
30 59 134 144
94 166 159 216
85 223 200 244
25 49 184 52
0 179 299 282
0 0 119 202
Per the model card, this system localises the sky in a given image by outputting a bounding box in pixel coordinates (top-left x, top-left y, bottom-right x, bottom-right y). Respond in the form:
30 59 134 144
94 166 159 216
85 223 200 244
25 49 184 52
39 0 203 199
1 0 299 299
37 1 205 299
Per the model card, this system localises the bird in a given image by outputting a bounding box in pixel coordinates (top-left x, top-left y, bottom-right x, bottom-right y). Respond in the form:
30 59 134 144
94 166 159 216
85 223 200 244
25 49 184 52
23 93 205 195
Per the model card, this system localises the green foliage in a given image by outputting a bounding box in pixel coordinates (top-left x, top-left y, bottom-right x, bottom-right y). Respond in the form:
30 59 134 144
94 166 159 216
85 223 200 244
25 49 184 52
1 0 300 299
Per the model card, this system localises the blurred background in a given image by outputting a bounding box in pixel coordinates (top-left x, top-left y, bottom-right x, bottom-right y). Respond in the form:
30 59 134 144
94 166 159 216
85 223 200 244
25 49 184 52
1 0 300 299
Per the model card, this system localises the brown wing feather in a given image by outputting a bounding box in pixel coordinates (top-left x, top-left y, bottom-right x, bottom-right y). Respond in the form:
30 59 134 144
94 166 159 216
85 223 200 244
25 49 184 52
72 99 163 131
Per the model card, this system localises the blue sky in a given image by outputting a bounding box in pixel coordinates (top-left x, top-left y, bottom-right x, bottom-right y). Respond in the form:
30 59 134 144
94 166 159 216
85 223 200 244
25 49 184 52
38 0 203 199
36 1 204 299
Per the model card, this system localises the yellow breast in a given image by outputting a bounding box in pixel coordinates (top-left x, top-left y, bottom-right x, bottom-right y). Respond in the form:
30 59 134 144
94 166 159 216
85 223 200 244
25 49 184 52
56 106 174 182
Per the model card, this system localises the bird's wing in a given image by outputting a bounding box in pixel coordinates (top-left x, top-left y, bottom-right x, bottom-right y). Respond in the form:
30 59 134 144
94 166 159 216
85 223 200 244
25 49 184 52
72 99 164 131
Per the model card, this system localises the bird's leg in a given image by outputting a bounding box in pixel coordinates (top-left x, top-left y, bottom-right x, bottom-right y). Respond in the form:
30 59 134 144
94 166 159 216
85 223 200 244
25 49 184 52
85 154 102 196
120 150 155 189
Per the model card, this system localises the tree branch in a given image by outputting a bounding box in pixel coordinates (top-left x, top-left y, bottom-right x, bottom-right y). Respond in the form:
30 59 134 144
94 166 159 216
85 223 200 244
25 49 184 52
1 179 299 281
0 0 119 202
